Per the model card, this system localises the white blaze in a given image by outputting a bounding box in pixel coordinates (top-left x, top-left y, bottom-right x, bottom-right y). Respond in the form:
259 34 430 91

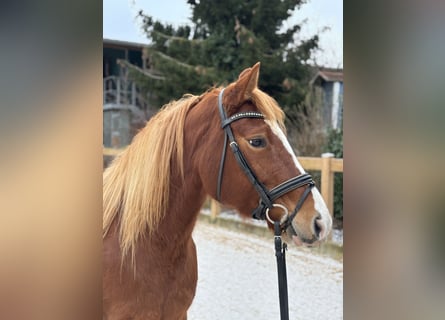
265 120 332 238
265 120 306 174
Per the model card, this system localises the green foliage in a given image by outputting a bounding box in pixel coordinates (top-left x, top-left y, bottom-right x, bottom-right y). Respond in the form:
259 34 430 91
323 129 343 219
133 0 319 120
324 128 343 158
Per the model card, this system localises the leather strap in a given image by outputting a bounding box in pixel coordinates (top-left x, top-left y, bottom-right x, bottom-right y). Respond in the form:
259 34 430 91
217 88 271 206
269 174 313 201
252 173 314 220
282 182 314 232
275 222 289 320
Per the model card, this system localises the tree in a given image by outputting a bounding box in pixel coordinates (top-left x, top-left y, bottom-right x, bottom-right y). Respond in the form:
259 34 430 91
132 0 319 137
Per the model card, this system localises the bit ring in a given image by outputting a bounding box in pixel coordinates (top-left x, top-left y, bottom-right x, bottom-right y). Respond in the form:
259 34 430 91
265 204 289 225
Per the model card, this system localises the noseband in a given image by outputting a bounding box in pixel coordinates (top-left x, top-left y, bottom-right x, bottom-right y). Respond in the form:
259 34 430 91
216 88 315 231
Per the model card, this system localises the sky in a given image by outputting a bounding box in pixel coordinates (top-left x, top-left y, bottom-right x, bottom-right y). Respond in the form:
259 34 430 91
103 0 343 68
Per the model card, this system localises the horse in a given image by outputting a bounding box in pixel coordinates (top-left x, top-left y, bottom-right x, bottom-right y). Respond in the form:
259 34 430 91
103 62 332 319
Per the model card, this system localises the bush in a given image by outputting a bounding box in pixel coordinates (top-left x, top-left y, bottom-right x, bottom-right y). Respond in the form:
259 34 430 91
323 129 343 220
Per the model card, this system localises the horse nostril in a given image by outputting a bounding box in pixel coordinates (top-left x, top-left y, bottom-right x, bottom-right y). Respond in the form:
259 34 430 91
313 214 324 239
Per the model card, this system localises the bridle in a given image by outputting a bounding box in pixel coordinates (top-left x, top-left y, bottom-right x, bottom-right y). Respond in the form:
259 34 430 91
216 88 316 320
216 88 315 232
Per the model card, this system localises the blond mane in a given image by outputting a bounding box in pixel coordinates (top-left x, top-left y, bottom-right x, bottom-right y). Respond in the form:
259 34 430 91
251 88 285 129
103 94 201 260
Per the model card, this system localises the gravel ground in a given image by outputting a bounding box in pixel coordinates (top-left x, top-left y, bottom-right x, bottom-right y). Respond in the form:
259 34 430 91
188 221 343 320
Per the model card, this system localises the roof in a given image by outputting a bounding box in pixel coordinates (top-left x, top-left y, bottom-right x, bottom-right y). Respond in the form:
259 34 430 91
103 38 149 50
310 68 343 85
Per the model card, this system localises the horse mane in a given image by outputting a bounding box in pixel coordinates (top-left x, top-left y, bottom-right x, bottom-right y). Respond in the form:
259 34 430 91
103 94 202 260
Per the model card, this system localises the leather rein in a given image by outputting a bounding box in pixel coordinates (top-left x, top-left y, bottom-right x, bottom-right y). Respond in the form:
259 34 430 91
215 88 315 320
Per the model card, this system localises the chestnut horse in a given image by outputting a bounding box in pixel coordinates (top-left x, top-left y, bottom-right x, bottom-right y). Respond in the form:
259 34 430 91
103 63 332 319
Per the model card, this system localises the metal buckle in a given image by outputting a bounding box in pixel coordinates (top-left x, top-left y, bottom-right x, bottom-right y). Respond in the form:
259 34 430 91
265 203 289 225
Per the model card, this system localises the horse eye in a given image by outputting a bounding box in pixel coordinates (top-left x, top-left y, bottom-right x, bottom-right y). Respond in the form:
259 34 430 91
248 138 266 148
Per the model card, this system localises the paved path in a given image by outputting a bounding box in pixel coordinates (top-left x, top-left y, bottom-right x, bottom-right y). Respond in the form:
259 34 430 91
188 221 343 320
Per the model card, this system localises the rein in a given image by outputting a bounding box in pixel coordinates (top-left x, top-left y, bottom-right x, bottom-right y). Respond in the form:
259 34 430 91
216 88 315 319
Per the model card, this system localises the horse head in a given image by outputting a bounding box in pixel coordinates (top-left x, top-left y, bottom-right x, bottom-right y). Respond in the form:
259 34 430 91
189 62 332 246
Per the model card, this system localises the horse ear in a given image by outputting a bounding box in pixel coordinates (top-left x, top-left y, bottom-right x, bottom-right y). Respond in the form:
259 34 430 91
237 67 252 80
224 63 260 112
236 62 260 100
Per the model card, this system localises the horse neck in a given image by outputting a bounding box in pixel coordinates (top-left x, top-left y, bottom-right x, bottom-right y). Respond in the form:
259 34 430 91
155 170 206 244
143 133 209 255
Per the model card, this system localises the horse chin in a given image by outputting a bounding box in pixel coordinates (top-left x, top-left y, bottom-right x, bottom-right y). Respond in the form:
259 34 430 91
286 225 319 248
285 226 303 247
291 235 303 247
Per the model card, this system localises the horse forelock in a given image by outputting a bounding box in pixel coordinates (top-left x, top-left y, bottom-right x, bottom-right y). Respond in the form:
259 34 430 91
103 94 202 261
220 83 285 129
250 88 285 130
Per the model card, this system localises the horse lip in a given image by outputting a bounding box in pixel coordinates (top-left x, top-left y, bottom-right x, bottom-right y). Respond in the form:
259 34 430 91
292 235 318 247
292 235 303 247
287 224 318 247
287 225 304 247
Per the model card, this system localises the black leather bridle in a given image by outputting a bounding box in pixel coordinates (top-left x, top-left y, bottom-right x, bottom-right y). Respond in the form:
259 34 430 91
216 88 316 320
216 88 315 231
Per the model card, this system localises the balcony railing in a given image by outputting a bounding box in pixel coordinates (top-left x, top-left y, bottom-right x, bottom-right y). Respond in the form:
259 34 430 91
103 76 143 107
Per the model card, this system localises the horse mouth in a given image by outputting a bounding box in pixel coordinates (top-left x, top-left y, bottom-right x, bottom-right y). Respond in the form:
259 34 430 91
292 235 319 248
286 225 318 248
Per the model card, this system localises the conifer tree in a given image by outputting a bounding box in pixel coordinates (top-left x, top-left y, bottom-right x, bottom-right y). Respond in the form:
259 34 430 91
132 0 319 130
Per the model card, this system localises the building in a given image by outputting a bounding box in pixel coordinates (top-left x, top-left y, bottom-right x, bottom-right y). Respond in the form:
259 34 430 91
103 38 148 78
310 68 343 131
103 38 150 148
